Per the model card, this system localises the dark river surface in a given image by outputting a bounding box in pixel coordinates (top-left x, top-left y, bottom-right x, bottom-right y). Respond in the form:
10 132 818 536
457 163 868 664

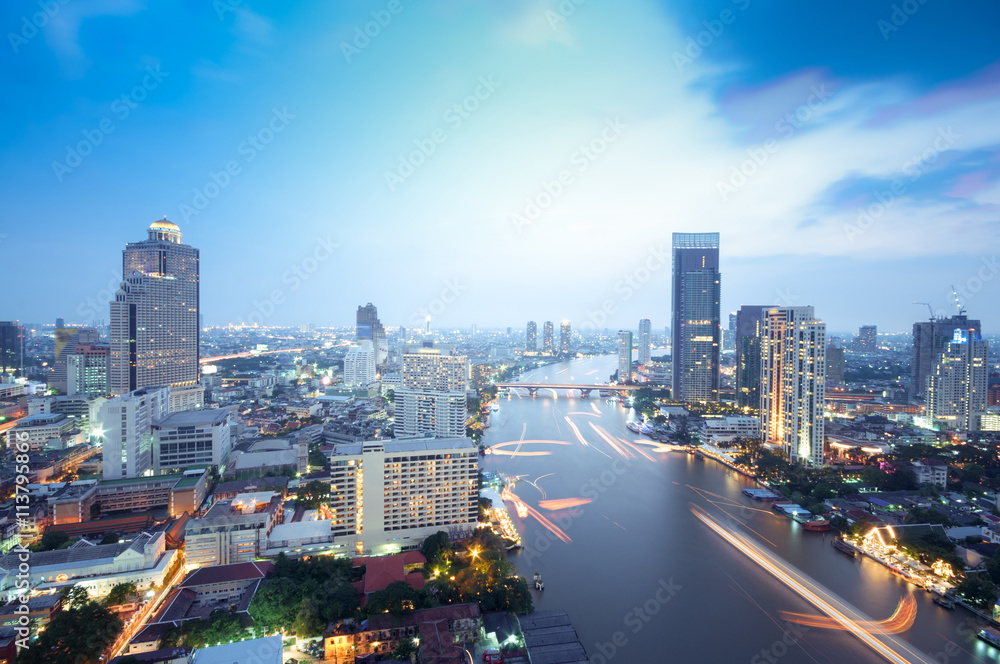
482 355 998 664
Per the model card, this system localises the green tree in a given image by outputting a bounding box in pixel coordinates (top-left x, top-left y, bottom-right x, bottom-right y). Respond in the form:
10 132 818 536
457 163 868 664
365 581 429 617
89 502 102 519
308 447 327 470
61 584 90 608
392 637 419 661
33 529 70 552
104 582 138 607
16 600 122 664
478 497 493 522
296 480 329 509
99 533 120 545
421 531 453 568
248 577 303 632
956 573 1000 610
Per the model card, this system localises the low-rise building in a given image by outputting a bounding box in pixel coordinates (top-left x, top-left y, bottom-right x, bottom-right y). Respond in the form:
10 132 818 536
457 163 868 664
911 459 949 490
153 409 233 474
4 413 82 451
49 470 210 524
184 492 283 568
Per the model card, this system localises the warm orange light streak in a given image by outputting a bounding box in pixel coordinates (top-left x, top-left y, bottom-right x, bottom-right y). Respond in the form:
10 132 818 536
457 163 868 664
566 412 601 417
590 402 601 414
503 487 572 543
588 422 632 459
616 436 657 462
538 497 592 510
563 416 590 447
781 595 917 634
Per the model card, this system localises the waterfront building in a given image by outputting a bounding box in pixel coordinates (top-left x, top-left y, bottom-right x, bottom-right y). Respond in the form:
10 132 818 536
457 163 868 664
759 306 826 466
110 220 200 406
560 320 571 354
617 331 633 383
912 314 981 399
671 232 721 402
327 437 478 556
734 305 768 410
395 343 468 439
543 321 554 354
926 329 988 431
638 319 652 365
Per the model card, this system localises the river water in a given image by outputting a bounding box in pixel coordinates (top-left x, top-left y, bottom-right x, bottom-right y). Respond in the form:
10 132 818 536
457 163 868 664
481 355 998 664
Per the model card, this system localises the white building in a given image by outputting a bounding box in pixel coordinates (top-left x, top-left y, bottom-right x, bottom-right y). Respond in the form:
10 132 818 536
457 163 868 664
638 319 652 365
911 459 948 489
702 416 761 442
153 408 233 474
395 344 468 439
184 492 283 568
4 413 82 451
927 329 988 431
344 340 376 388
98 386 170 479
759 306 826 466
327 437 478 557
617 330 633 382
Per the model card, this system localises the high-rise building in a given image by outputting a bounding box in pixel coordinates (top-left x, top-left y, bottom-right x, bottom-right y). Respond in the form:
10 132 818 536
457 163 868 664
638 319 652 365
110 220 200 405
67 342 110 396
0 321 25 376
826 345 845 386
927 329 988 431
526 321 537 352
52 327 100 393
856 325 877 353
723 312 737 353
912 314 982 399
328 437 478 556
735 305 768 410
560 321 571 354
55 317 65 329
543 322 554 354
671 232 721 402
356 303 387 366
98 385 170 480
396 343 469 439
759 306 826 466
344 340 377 388
617 331 633 383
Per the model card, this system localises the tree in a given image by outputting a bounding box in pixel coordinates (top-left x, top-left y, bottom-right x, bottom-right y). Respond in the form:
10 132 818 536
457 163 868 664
89 502 102 519
308 447 327 470
421 531 453 568
248 577 302 632
104 582 138 607
99 533 120 545
61 584 90 608
365 581 429 617
478 497 493 522
385 389 395 403
956 573 1000 610
17 600 122 664
392 637 419 661
296 480 328 509
33 529 70 552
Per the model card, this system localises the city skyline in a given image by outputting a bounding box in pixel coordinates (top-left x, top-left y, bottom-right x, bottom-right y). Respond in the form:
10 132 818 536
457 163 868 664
3 3 999 331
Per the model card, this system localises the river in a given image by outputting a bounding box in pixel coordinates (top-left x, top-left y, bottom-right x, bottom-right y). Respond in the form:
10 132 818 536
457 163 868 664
481 355 998 664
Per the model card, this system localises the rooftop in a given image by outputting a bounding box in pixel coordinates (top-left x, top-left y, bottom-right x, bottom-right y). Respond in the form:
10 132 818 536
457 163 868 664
154 409 230 427
190 634 282 664
178 561 274 588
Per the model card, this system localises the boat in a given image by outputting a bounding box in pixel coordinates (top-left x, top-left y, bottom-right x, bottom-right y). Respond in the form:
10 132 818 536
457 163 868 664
742 488 781 501
978 627 1000 648
832 539 857 557
801 519 831 532
932 593 955 609
694 452 705 461
626 421 642 433
490 403 499 412
533 572 544 591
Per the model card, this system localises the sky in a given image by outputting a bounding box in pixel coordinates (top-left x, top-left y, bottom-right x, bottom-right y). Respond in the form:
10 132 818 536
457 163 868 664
2 0 999 333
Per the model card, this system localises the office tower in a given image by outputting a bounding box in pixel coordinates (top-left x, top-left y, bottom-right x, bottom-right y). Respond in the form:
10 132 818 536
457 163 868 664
344 340 377 388
723 312 737 353
110 220 200 406
0 321 25 376
400 327 407 341
66 343 110 396
52 326 100 393
671 232 721 402
543 321 554 354
856 325 877 353
98 385 170 479
734 305 768 410
759 307 826 466
328 437 478 556
912 314 981 399
356 303 387 366
638 319 652 365
55 317 65 329
396 343 469 439
618 331 633 383
826 345 845 386
560 321 571 354
927 329 988 431
471 324 476 337
506 326 512 336
526 321 537 351
152 409 232 474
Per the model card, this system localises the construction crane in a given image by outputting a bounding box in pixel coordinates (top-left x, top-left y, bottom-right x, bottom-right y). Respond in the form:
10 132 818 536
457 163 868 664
913 302 936 321
950 285 967 315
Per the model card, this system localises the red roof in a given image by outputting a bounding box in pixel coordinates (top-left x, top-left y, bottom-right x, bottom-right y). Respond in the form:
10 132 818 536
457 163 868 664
178 561 273 588
351 552 427 607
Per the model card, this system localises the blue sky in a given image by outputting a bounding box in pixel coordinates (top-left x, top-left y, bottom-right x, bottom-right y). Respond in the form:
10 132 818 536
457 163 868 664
2 0 999 333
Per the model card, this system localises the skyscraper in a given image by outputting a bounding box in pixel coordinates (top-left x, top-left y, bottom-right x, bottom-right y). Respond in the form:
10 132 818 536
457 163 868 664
734 305 768 410
856 325 877 353
826 344 845 386
356 303 387 366
0 321 25 376
560 321 571 355
67 342 110 396
526 321 537 352
618 330 633 383
638 319 652 365
543 321 554 354
671 232 721 402
927 329 988 431
52 326 99 393
396 343 469 439
110 220 200 405
759 307 826 466
344 340 376 388
912 314 981 399
723 312 737 353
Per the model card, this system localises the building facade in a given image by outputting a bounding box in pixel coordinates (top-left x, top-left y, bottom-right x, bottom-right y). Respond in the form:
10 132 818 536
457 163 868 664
759 307 826 466
912 314 981 399
357 303 387 366
98 386 170 480
617 331 632 383
559 321 571 355
542 322 554 354
395 344 468 439
856 325 877 353
153 409 233 474
0 322 24 377
66 342 110 396
926 329 988 431
184 492 283 567
344 340 376 388
734 305 767 410
525 321 537 352
671 232 721 403
638 319 652 365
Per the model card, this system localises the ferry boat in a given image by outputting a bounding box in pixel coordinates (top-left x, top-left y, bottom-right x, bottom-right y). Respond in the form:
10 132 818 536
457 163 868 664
801 519 831 532
978 627 1000 649
694 451 705 461
533 572 544 591
832 539 857 557
932 593 955 610
626 421 642 433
